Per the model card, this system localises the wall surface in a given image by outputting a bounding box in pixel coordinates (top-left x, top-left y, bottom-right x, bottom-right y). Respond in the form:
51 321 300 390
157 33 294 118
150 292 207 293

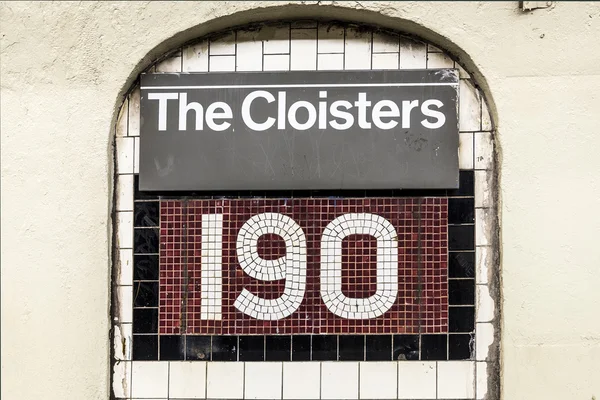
1 2 599 400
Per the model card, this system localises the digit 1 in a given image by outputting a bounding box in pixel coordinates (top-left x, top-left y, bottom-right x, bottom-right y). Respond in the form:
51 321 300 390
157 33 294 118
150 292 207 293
200 214 223 320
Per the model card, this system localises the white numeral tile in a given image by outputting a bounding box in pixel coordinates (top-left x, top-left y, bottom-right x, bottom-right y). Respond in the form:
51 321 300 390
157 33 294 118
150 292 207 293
236 30 263 72
183 41 209 72
131 361 169 398
427 52 454 69
476 285 495 322
373 32 399 53
169 361 207 399
476 362 488 399
398 361 436 399
117 248 133 286
437 361 475 399
112 361 131 398
318 24 344 53
133 137 139 174
476 246 491 285
209 32 235 55
476 208 493 246
263 25 290 54
344 28 371 70
359 362 397 399
459 132 474 170
372 53 399 70
476 323 495 361
128 87 140 137
264 54 290 71
475 170 494 208
206 362 244 399
209 55 235 72
290 29 317 71
117 211 133 249
116 137 134 174
245 362 283 399
116 174 134 212
399 38 426 69
115 97 128 137
460 79 482 131
321 362 359 399
116 286 132 323
155 54 182 72
113 323 132 360
475 131 494 170
282 362 320 400
317 53 344 71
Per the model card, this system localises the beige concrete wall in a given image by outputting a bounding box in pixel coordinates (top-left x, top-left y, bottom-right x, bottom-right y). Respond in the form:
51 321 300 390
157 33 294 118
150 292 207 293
1 2 599 399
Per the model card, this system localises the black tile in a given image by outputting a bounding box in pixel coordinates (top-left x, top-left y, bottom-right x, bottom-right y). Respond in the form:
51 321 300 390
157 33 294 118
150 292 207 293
239 336 264 361
133 308 158 333
292 335 311 361
160 335 185 360
447 170 474 197
312 335 337 361
366 335 392 361
448 225 475 251
449 306 475 333
338 335 364 361
266 336 291 361
421 334 447 360
186 336 211 361
393 335 419 360
134 201 159 227
212 336 238 361
449 252 475 278
134 228 159 254
449 334 473 360
133 281 158 308
448 198 474 224
134 175 159 200
449 279 475 305
132 335 158 360
133 254 159 280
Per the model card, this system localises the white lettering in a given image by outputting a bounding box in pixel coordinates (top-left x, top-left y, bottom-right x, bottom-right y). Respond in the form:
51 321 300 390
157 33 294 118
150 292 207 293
147 92 178 131
178 92 204 131
329 100 354 130
354 92 372 129
421 99 446 129
241 90 276 131
372 100 400 130
206 102 232 131
288 101 317 131
401 100 419 129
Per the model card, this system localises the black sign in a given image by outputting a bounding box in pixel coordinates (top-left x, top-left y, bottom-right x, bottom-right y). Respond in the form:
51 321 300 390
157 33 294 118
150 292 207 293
139 70 459 191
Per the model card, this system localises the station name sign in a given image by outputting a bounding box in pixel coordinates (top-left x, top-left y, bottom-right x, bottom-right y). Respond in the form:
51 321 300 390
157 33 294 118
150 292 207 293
139 70 459 191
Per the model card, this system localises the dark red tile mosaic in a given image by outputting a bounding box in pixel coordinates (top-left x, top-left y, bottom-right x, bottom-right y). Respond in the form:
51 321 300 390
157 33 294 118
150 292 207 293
159 198 448 335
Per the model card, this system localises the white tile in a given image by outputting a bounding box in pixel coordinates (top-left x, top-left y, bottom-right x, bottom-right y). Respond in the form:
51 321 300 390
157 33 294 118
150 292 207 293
236 30 263 72
476 208 493 246
116 285 132 323
291 21 317 29
476 362 488 399
317 24 344 53
373 32 399 53
169 361 207 399
112 360 131 398
482 99 493 130
116 174 134 212
263 25 290 54
128 87 140 137
437 361 475 399
459 132 474 170
428 43 443 53
117 211 133 249
183 41 209 72
359 362 397 399
398 361 436 399
457 62 472 79
372 53 399 70
475 170 494 208
459 79 481 132
115 97 128 137
282 362 320 400
399 38 426 69
116 137 134 174
155 54 182 72
264 54 290 71
474 131 494 170
206 362 244 399
427 52 454 68
245 362 282 399
476 323 495 361
317 53 344 71
321 362 359 399
476 285 495 322
131 361 169 398
209 55 235 72
113 323 132 360
209 32 236 55
476 246 491 285
117 248 133 286
290 29 317 71
344 28 371 70
133 137 139 174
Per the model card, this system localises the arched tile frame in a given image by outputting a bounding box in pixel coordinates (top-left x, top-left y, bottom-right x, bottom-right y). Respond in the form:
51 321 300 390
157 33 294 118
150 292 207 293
112 21 497 400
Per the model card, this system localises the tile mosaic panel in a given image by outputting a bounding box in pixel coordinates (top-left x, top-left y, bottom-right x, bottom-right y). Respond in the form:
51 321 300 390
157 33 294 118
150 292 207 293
158 198 448 335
